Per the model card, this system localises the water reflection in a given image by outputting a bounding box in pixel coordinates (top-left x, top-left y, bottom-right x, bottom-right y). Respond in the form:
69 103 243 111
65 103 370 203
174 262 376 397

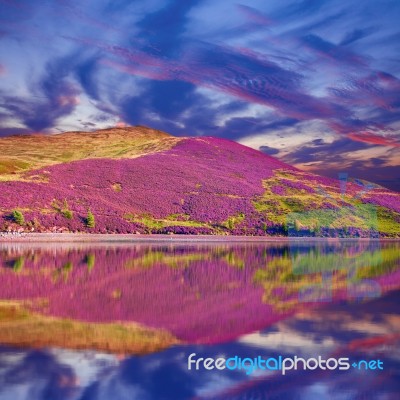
0 290 399 400
0 239 398 399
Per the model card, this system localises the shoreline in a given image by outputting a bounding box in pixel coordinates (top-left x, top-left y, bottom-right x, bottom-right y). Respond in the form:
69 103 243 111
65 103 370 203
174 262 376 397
0 232 398 243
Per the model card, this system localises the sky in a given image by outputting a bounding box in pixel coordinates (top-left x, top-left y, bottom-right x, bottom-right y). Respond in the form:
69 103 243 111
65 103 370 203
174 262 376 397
0 0 399 190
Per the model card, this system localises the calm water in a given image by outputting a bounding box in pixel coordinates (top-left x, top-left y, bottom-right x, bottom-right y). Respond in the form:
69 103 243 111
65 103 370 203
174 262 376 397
0 239 399 400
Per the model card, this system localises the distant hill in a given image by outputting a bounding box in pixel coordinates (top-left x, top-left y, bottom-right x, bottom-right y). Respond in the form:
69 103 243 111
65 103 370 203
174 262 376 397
0 126 399 237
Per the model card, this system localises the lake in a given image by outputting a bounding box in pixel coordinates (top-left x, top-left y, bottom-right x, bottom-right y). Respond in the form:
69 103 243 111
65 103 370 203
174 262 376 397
0 239 398 399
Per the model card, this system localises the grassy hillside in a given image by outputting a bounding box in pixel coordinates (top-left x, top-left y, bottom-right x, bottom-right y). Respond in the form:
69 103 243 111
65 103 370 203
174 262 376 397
0 301 178 354
0 126 179 180
0 243 398 345
0 126 399 237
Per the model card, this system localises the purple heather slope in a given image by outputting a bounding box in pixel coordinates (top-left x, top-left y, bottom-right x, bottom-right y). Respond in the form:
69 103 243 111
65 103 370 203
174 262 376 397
0 132 398 235
0 136 295 231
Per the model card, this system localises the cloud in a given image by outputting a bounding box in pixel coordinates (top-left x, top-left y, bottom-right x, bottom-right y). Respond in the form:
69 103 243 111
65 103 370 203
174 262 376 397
78 36 345 123
328 71 400 111
63 16 397 148
259 145 280 155
348 132 400 147
339 27 375 46
283 136 400 191
236 4 273 26
301 33 367 66
53 0 121 35
212 116 299 140
312 138 325 145
0 55 81 131
283 136 366 165
120 79 201 128
0 0 399 184
74 56 102 100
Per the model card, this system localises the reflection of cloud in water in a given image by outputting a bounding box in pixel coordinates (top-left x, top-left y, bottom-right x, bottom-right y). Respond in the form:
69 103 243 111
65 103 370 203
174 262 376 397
0 291 398 399
240 292 400 362
0 348 79 400
282 291 400 349
0 348 122 400
0 241 398 399
239 330 337 356
48 349 118 388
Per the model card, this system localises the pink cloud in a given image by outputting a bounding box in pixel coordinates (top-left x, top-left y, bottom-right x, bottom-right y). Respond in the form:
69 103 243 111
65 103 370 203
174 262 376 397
65 36 399 148
115 121 127 128
348 132 400 147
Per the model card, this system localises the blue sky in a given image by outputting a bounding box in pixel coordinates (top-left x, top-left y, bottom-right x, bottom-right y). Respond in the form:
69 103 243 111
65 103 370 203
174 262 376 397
0 0 399 189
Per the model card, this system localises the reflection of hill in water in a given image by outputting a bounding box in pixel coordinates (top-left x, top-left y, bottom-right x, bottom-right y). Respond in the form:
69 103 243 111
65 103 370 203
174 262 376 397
0 241 398 347
0 289 399 400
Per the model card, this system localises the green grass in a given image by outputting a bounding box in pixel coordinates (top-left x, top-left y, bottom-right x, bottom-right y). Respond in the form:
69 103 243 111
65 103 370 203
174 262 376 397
376 207 400 235
356 247 400 278
124 248 249 269
124 213 208 230
287 204 379 232
222 213 245 230
125 251 205 269
223 252 245 268
0 301 178 354
253 245 400 310
0 159 31 174
252 170 400 236
0 126 180 182
291 248 384 275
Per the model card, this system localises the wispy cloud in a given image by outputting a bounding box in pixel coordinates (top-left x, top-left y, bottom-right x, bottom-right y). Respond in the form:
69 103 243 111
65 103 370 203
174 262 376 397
0 0 399 187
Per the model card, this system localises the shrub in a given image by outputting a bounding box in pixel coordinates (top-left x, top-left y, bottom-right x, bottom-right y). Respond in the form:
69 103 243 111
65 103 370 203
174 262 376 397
63 261 73 271
60 200 73 219
226 218 235 230
86 211 95 228
85 254 96 270
51 199 73 219
62 209 73 219
12 210 25 225
13 257 25 272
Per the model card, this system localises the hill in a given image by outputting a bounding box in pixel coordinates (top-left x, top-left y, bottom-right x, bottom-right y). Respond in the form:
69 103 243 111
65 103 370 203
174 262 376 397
0 243 399 346
0 126 399 237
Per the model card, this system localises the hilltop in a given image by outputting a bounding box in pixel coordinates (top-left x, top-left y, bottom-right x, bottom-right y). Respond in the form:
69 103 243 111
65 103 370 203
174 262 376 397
0 126 399 237
0 126 178 176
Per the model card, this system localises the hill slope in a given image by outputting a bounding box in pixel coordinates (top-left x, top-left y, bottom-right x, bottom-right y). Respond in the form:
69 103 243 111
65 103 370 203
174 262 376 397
0 126 178 177
0 126 399 237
